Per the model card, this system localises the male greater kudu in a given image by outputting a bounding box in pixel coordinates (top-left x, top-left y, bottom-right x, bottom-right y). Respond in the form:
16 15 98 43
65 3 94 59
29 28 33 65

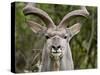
23 4 89 72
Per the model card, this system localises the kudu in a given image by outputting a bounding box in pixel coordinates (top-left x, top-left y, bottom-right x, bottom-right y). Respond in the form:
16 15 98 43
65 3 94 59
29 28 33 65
23 4 89 72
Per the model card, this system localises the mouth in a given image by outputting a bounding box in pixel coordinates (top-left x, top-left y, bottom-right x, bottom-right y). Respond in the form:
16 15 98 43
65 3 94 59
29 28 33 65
50 48 62 56
50 48 63 60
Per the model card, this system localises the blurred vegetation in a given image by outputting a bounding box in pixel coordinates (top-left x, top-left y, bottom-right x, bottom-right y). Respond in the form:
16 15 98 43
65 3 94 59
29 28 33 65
15 2 97 73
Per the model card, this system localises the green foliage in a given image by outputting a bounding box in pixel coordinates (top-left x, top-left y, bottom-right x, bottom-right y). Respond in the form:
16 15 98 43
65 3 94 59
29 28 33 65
15 2 97 72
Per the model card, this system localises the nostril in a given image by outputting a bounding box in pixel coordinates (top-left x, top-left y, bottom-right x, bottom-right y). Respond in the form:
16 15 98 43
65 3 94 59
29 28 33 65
57 45 61 48
52 46 55 49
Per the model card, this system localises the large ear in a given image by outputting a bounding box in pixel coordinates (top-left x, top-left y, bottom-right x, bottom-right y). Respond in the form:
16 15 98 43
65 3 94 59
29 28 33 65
26 20 47 34
68 23 81 37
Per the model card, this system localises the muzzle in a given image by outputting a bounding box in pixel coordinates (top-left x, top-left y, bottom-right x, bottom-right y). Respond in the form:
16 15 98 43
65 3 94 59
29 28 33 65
50 45 63 61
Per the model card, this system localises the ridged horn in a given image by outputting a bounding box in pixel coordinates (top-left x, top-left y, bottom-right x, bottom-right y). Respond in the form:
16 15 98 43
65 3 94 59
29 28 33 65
58 6 89 27
23 3 55 28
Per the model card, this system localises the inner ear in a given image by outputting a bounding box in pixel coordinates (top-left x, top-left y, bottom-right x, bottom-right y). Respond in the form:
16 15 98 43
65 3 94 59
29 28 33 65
26 20 47 34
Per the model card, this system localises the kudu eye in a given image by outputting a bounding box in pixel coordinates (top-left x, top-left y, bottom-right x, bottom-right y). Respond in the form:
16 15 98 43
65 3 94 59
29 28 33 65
64 36 67 39
45 35 50 39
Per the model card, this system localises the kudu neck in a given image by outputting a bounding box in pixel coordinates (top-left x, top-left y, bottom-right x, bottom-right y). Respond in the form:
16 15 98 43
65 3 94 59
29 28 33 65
41 43 74 71
50 53 63 71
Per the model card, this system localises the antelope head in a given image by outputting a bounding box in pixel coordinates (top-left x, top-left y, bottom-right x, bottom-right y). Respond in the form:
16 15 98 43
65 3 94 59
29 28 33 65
23 4 89 71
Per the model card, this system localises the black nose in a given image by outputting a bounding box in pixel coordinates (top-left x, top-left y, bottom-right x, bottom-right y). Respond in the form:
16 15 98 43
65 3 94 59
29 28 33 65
52 45 61 50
